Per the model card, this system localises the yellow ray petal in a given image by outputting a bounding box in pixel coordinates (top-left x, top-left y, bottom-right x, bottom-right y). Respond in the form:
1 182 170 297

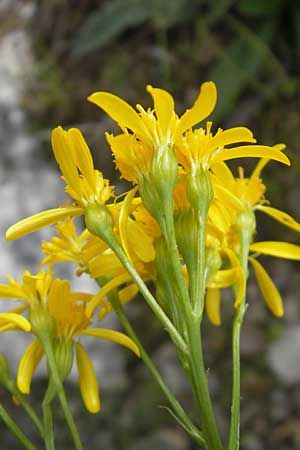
75 343 100 413
51 127 81 196
0 285 25 299
249 257 283 317
68 128 96 190
213 145 290 166
213 183 244 212
127 220 155 262
86 273 132 318
0 313 31 332
0 306 28 332
255 205 300 232
250 241 300 260
207 127 255 152
17 339 44 394
119 187 138 262
89 253 124 279
206 288 221 326
119 284 139 304
224 248 246 307
211 161 235 184
81 328 140 357
6 207 83 241
207 268 237 288
88 92 149 140
208 203 231 234
98 284 139 320
146 85 175 138
177 81 217 135
250 144 286 179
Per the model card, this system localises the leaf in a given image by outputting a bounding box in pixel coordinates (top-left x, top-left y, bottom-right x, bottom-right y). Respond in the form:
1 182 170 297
73 0 151 56
73 0 189 56
238 0 283 16
207 21 274 121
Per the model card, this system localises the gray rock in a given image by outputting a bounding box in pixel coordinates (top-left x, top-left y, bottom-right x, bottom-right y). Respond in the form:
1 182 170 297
268 326 300 385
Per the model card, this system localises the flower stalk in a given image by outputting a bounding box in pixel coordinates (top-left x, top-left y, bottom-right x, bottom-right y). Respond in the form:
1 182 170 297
0 404 38 450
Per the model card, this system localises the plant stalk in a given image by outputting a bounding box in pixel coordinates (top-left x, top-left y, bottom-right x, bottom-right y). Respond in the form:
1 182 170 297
0 403 38 450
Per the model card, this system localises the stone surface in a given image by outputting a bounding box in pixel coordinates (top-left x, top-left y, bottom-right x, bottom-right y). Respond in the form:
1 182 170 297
268 326 300 385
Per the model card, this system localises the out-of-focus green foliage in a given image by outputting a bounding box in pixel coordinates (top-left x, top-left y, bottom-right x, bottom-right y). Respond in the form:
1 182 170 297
73 0 192 56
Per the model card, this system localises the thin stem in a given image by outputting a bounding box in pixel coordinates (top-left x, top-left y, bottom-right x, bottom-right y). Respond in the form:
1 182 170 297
186 317 223 450
163 204 192 318
42 383 56 450
105 234 188 355
41 339 83 450
0 403 38 450
14 393 44 438
99 281 206 448
227 228 251 450
190 213 207 318
163 205 223 450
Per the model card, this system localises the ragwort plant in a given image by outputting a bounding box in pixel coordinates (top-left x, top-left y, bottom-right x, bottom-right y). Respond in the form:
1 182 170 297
1 82 300 450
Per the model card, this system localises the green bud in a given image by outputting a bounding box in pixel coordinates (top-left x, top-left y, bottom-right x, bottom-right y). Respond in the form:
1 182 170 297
151 144 178 198
85 203 115 243
174 209 197 271
154 238 174 312
138 145 178 224
235 209 256 243
0 353 14 391
186 166 213 219
235 209 256 236
205 247 222 282
30 302 54 340
53 339 74 382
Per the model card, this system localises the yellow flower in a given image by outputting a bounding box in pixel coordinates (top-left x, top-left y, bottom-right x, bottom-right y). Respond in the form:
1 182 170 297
204 157 300 322
6 127 113 241
89 82 217 182
0 270 140 413
89 83 289 183
249 242 300 317
41 218 90 272
177 124 289 175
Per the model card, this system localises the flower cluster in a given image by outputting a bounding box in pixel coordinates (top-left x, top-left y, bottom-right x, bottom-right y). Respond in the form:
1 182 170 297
2 81 300 422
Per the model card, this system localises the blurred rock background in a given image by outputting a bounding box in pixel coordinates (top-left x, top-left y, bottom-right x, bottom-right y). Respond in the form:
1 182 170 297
0 0 300 449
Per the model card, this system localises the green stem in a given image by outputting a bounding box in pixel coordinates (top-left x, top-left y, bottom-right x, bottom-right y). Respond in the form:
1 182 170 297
99 282 206 448
104 234 188 355
14 393 44 438
163 205 223 450
42 383 56 450
186 317 223 450
0 403 38 450
163 204 192 318
227 228 252 450
41 338 83 450
190 213 207 319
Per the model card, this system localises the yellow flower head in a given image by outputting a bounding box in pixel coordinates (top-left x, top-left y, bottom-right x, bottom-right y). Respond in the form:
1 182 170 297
6 126 113 241
205 156 300 324
88 82 217 181
177 124 290 177
0 269 140 413
41 218 90 271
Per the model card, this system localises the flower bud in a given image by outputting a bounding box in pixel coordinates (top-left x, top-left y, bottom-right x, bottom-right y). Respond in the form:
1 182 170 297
30 302 54 340
205 246 222 282
53 339 74 382
186 166 213 219
85 203 115 243
174 209 197 271
139 145 178 223
235 209 256 243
